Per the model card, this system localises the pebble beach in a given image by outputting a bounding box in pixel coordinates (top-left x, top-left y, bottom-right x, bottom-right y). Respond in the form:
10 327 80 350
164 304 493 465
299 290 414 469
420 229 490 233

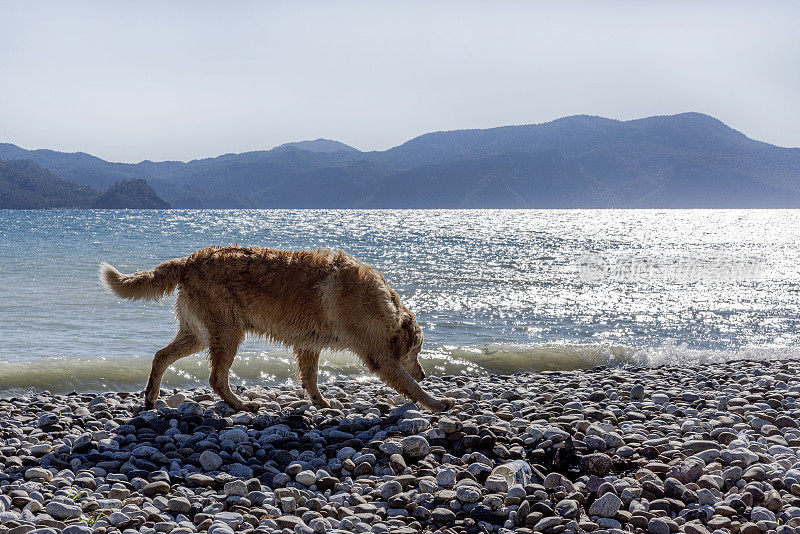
2 358 800 534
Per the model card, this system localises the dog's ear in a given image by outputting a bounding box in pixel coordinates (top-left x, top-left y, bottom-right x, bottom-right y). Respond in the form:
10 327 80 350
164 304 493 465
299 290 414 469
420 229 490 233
390 314 419 358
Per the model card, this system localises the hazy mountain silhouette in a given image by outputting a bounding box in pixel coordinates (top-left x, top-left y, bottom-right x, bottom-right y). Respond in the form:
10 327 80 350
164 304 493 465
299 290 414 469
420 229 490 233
274 138 359 153
1 112 799 208
0 160 169 209
90 179 170 209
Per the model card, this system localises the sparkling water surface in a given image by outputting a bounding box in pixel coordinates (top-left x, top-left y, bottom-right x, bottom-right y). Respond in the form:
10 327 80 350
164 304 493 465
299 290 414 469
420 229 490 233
1 209 799 392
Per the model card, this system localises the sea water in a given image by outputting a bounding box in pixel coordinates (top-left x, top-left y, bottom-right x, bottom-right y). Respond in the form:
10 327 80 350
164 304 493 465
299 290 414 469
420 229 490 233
1 209 798 393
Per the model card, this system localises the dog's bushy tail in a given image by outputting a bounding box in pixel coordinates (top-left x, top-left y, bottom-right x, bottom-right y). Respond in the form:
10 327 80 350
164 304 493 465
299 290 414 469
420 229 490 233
99 259 183 300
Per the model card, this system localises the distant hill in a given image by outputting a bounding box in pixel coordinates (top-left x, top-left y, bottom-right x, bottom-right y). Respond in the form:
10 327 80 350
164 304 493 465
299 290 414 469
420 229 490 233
2 113 799 208
0 159 97 208
362 151 612 208
0 160 170 209
90 178 170 209
274 138 359 153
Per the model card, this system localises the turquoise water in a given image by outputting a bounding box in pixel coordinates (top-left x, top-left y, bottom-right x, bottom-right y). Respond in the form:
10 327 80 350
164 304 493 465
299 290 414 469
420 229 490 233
1 209 799 392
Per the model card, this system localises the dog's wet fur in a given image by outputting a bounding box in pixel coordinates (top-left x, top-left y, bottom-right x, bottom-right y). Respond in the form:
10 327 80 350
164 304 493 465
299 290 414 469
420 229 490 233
100 246 453 413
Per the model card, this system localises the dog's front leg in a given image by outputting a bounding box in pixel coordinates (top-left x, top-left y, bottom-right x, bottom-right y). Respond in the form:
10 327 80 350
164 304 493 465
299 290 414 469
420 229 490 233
371 354 454 413
144 329 203 409
209 343 260 413
295 348 330 408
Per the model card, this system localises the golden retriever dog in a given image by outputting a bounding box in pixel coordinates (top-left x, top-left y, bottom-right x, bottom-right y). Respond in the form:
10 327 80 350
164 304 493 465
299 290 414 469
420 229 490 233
99 246 453 413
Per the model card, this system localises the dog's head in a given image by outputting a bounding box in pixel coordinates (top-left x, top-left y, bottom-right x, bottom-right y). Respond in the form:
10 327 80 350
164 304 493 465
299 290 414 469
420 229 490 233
392 313 426 381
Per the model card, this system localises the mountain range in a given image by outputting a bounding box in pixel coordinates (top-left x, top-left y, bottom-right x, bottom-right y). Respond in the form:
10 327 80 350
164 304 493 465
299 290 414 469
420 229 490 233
0 160 168 209
2 112 799 208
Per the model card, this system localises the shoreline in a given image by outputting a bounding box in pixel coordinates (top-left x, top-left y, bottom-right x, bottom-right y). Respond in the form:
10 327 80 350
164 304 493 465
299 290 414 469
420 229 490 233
3 348 800 397
1 359 799 534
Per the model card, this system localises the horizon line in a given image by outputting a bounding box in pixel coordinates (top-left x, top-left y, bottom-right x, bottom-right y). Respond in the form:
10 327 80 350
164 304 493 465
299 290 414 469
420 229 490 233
3 111 798 165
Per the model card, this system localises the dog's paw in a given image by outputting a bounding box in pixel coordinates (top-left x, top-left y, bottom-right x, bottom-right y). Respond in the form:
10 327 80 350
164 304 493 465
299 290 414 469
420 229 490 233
312 396 331 409
428 397 455 413
242 401 261 413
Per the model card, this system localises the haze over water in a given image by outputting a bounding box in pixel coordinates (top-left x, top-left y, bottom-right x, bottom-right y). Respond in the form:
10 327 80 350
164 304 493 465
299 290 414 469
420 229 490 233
1 209 798 393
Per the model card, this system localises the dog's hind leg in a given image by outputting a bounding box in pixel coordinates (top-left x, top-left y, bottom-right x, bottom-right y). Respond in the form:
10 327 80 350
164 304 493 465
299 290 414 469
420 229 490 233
144 328 203 409
295 348 330 408
369 355 453 413
208 335 260 413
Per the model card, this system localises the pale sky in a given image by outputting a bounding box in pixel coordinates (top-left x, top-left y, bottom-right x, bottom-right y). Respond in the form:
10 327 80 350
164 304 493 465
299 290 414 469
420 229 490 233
1 0 798 163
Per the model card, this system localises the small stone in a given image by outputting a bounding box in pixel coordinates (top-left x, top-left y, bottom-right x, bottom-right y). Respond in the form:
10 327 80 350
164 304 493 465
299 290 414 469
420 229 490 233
168 497 191 514
588 492 621 517
37 412 59 427
186 473 215 487
431 507 456 522
29 444 52 456
389 453 406 472
456 485 481 503
213 511 243 528
533 516 562 531
177 400 203 417
208 524 234 534
682 440 720 453
750 507 775 523
199 450 223 471
437 417 462 434
581 453 612 475
316 476 337 491
220 428 248 444
352 461 373 477
379 481 402 500
108 486 130 500
667 459 705 483
648 517 671 534
436 467 457 489
142 480 171 496
543 472 574 492
617 445 635 458
508 484 526 500
379 441 404 455
400 435 430 459
227 463 253 479
516 499 531 525
556 499 580 519
604 432 624 448
485 474 509 493
224 480 248 497
295 470 317 486
276 516 305 530
166 393 186 408
684 522 712 534
743 465 766 481
597 517 622 529
584 435 607 451
108 512 130 525
652 392 670 404
664 477 688 499
24 467 52 481
45 501 82 520
589 391 606 402
398 417 430 434
309 518 330 533
280 496 297 513
630 385 645 400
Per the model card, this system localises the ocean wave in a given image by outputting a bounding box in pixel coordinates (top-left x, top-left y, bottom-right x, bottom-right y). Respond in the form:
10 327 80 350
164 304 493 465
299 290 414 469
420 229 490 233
1 342 797 394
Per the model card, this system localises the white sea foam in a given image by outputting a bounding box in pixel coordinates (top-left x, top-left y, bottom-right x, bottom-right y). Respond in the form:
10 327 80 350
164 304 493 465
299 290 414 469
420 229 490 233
2 343 797 394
